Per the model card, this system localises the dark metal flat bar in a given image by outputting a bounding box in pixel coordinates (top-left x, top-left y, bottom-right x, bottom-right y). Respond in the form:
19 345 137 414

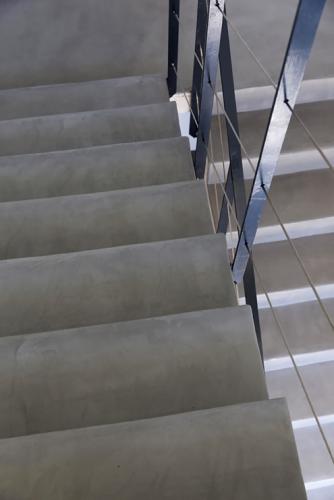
217 8 244 234
217 9 262 356
189 0 210 137
217 167 233 234
244 259 262 357
167 0 180 97
232 0 326 284
193 0 224 178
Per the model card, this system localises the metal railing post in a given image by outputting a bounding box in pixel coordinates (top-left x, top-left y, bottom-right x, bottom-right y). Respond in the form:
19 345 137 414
191 0 225 178
167 0 180 97
217 8 262 356
232 0 327 284
189 0 210 137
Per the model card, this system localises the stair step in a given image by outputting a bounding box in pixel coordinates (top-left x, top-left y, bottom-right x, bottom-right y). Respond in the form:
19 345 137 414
261 297 334 360
258 168 334 226
0 306 266 438
0 234 236 337
0 0 175 90
0 74 169 120
0 102 180 156
0 181 212 259
0 400 306 499
211 100 334 160
0 137 194 202
253 233 334 293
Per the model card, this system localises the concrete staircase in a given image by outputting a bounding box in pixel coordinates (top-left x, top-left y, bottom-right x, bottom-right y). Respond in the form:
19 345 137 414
0 73 306 498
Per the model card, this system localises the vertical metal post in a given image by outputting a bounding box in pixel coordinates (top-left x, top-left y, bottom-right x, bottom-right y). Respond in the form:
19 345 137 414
192 0 225 179
189 0 210 137
232 0 326 283
217 8 262 356
167 0 180 97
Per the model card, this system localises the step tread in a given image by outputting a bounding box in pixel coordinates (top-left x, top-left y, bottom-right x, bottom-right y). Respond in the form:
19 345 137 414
0 234 236 337
0 306 266 438
0 138 194 202
0 74 169 120
0 102 180 156
0 400 306 500
0 180 213 259
0 180 212 258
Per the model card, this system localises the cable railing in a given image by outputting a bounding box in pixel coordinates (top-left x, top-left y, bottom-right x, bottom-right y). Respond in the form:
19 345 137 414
167 0 334 465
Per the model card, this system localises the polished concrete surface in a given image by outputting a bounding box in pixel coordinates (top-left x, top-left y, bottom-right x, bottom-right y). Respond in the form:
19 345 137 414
259 169 334 226
211 101 334 161
261 299 334 359
0 137 194 202
0 74 169 120
0 181 213 258
0 102 181 155
0 234 236 337
253 234 334 292
0 400 306 500
0 307 266 438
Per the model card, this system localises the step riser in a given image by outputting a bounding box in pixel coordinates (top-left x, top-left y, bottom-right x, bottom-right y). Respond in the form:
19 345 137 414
0 75 169 120
0 307 266 438
0 1 173 90
253 233 334 293
0 235 236 337
0 401 306 500
0 182 212 259
255 169 334 227
211 101 334 159
0 103 180 156
0 138 194 202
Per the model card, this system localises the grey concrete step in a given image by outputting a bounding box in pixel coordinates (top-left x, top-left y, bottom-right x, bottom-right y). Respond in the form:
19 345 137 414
253 233 334 293
0 0 172 90
0 234 236 337
253 168 334 227
261 297 334 360
0 181 212 259
0 306 266 438
210 166 334 235
0 74 169 120
0 138 194 202
211 100 334 160
0 102 180 156
0 399 306 500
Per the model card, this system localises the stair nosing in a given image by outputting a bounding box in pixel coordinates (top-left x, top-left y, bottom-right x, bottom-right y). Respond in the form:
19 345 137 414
0 100 177 125
0 73 167 96
0 233 225 265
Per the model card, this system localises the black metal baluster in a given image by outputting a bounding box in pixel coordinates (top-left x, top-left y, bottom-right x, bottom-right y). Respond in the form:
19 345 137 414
232 0 327 283
189 0 210 137
167 0 180 97
192 0 224 178
217 7 262 356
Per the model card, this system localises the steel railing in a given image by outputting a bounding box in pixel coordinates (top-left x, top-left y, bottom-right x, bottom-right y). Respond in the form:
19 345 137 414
167 0 334 466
